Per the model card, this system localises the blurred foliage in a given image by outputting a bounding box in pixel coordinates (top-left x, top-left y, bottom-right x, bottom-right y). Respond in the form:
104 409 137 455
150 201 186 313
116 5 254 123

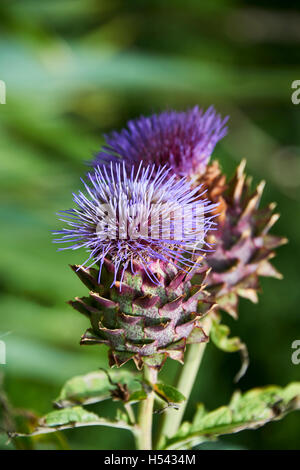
0 0 299 450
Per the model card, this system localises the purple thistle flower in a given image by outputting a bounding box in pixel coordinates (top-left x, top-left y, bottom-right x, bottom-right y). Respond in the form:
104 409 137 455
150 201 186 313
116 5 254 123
54 163 218 288
92 106 228 176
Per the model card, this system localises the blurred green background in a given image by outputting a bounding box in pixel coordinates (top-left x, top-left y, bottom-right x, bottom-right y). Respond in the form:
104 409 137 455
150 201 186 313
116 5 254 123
0 0 299 450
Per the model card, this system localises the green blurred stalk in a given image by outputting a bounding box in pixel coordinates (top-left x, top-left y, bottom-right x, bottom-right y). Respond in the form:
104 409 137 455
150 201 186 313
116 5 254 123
136 365 157 450
156 315 212 448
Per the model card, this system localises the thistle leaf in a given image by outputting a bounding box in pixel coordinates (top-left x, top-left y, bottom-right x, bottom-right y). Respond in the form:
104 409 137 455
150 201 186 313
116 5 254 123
160 383 300 450
128 390 148 403
54 369 140 408
210 315 249 382
153 383 186 405
13 406 134 438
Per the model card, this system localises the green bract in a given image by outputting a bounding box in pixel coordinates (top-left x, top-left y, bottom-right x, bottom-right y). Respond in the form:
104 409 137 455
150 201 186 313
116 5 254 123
69 259 215 370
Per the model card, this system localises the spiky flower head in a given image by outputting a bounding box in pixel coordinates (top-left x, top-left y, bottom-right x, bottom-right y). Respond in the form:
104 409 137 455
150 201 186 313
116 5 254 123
92 106 228 177
198 160 287 317
70 260 215 370
54 163 217 288
55 163 217 370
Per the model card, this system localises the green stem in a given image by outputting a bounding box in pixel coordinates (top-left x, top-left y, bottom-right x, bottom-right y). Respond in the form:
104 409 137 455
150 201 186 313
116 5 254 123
156 316 211 448
124 403 136 425
136 365 157 450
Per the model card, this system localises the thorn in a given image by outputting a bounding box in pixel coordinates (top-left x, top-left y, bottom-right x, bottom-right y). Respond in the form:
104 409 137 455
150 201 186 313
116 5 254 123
262 213 280 234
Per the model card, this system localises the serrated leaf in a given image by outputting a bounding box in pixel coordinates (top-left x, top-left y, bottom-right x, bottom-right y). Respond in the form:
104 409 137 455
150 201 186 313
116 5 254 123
153 383 186 405
210 315 249 382
14 406 133 438
43 407 100 427
54 369 140 408
161 382 300 450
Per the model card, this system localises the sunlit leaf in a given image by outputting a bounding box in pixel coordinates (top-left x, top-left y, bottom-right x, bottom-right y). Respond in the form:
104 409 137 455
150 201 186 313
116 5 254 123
153 383 186 405
14 406 133 437
55 369 140 407
161 382 300 450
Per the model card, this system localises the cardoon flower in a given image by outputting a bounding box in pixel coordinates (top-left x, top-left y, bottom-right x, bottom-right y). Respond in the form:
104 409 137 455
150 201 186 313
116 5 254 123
92 106 228 177
91 102 285 319
54 163 217 369
54 162 217 287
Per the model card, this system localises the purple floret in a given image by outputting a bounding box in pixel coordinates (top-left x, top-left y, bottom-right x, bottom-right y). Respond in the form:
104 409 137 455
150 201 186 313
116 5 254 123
92 106 228 176
54 163 218 288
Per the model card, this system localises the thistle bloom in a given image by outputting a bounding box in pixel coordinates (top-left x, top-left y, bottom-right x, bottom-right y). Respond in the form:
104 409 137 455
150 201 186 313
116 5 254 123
54 163 217 287
92 106 228 177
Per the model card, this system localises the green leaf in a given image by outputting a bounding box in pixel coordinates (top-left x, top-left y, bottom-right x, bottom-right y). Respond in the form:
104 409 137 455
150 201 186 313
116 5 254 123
44 407 99 427
210 316 249 382
14 406 133 438
153 383 186 405
161 382 300 450
54 369 141 408
128 390 148 403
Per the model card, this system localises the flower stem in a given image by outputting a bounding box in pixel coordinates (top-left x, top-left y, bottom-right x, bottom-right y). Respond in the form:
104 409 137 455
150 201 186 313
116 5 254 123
124 403 135 425
136 365 157 450
156 315 211 448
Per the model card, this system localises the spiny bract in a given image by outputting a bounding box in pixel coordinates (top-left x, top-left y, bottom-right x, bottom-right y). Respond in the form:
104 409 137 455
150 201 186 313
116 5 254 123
69 259 215 370
199 160 287 317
